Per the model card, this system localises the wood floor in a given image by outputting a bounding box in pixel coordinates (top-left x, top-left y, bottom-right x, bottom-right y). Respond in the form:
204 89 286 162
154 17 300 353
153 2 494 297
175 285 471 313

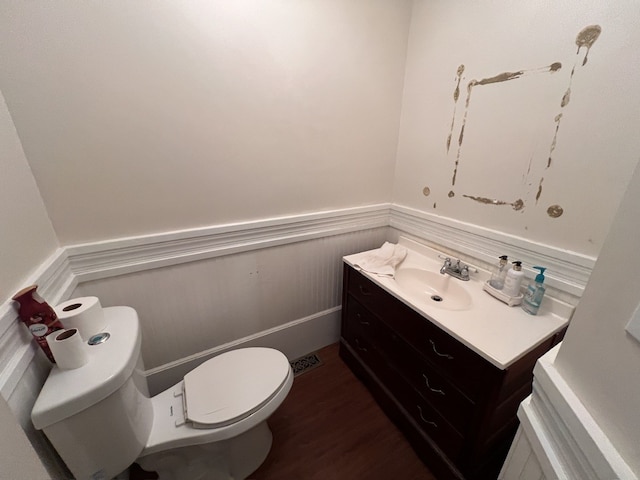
251 343 437 480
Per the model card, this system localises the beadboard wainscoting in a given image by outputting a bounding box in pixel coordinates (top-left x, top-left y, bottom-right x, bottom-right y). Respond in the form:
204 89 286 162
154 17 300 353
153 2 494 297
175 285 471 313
66 207 393 367
499 346 636 480
74 230 388 387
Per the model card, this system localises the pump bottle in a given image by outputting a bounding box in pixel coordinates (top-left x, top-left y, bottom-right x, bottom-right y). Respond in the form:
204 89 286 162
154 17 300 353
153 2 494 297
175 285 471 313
502 261 524 297
489 255 509 290
522 267 547 315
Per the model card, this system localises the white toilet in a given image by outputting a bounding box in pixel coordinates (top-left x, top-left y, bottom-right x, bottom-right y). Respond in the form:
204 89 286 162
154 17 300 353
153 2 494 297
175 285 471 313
31 305 294 480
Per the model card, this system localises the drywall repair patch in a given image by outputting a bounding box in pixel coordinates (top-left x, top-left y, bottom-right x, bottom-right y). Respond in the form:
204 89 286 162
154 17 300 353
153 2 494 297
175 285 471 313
547 204 564 218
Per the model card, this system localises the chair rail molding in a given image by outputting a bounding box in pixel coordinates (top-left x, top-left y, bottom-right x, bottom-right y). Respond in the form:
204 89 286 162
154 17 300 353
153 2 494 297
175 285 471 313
65 204 392 282
389 204 595 297
63 203 594 296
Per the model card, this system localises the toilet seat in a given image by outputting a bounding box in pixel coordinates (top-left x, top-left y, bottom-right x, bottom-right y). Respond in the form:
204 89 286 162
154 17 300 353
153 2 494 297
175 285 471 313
182 347 291 429
140 346 294 457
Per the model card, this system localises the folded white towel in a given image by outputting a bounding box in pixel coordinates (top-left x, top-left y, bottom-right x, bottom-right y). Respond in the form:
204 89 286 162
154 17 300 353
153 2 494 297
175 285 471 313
353 242 408 277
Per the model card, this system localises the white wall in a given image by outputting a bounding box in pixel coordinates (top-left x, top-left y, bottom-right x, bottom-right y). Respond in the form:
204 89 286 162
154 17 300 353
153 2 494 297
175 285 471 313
554 160 640 472
0 90 62 478
2 1 640 475
393 0 640 258
0 90 59 302
0 0 412 245
0 395 50 480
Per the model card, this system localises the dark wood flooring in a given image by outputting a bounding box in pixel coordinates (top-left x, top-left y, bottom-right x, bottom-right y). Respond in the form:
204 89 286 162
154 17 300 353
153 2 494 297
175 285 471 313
251 343 436 480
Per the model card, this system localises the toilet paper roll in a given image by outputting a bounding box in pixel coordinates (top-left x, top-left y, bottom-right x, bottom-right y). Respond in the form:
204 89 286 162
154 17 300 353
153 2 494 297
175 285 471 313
55 296 106 339
47 329 89 370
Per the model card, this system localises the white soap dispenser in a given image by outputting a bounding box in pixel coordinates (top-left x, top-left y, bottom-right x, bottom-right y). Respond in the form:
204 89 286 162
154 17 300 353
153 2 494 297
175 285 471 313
489 255 509 289
502 261 524 297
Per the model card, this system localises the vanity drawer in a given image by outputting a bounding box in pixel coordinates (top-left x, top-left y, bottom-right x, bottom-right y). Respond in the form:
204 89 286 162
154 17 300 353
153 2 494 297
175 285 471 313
344 329 381 372
347 268 400 318
344 297 383 342
343 324 400 394
387 305 498 400
393 374 465 461
388 337 475 434
345 294 475 435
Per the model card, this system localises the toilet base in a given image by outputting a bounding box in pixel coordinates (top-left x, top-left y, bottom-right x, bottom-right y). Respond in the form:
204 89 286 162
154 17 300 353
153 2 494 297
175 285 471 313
136 421 273 480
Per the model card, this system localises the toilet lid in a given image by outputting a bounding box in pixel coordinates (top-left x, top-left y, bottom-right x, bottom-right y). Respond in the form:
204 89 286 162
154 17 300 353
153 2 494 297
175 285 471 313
183 347 291 429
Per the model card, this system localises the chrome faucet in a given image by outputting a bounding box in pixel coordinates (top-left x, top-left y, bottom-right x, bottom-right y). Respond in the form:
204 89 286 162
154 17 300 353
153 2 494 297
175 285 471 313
440 257 470 281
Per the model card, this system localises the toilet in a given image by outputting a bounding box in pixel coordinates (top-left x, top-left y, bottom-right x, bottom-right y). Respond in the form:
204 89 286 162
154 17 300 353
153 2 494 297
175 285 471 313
31 305 294 480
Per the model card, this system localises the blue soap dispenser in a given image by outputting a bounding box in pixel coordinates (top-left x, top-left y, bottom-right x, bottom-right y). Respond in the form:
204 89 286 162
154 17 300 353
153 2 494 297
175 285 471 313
522 266 546 315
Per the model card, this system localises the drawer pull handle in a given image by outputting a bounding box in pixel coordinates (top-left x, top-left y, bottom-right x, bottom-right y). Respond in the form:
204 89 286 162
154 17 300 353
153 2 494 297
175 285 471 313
359 285 373 296
355 313 370 326
417 406 438 428
355 338 368 352
429 339 454 360
422 374 445 396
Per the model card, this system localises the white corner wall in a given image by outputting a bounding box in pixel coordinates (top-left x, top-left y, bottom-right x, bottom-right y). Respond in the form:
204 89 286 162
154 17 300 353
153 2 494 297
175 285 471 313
0 90 59 302
0 0 412 244
553 160 640 473
0 90 62 479
0 395 50 480
393 0 640 258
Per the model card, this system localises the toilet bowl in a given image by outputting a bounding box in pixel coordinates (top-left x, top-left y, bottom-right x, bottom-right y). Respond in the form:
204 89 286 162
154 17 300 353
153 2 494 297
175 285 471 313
31 306 294 480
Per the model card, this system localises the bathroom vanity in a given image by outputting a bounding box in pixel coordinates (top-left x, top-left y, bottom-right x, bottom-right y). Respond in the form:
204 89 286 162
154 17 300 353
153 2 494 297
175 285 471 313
339 239 572 479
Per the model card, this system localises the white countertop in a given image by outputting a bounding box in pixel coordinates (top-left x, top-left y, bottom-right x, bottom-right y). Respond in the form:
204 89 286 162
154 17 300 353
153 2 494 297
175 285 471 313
344 237 574 369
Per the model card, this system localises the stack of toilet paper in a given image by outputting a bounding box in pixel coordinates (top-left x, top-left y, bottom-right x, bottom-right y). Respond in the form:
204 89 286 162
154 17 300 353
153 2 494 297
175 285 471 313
47 297 107 370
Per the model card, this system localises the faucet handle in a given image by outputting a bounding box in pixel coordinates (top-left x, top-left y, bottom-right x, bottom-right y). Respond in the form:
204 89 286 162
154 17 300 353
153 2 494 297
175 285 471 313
440 257 451 275
461 264 469 279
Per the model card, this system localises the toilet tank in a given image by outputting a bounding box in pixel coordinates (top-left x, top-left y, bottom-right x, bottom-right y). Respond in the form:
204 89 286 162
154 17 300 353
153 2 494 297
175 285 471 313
31 306 153 480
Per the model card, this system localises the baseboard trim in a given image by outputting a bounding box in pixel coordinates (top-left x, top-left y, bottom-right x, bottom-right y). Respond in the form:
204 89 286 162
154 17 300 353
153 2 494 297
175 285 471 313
145 306 342 396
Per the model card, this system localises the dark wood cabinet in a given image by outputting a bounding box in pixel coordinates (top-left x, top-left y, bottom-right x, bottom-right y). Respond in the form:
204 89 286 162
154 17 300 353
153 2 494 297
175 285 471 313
339 265 565 479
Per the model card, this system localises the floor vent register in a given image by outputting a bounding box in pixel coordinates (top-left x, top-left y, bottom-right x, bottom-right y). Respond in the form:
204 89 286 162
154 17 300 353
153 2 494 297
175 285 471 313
289 352 323 377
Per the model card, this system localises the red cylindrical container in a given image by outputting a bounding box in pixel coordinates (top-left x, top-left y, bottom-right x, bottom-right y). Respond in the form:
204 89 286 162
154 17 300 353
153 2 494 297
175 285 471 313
12 285 65 363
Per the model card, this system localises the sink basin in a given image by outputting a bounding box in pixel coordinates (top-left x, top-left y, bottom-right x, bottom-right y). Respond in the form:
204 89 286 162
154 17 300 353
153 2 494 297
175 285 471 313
394 268 473 311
